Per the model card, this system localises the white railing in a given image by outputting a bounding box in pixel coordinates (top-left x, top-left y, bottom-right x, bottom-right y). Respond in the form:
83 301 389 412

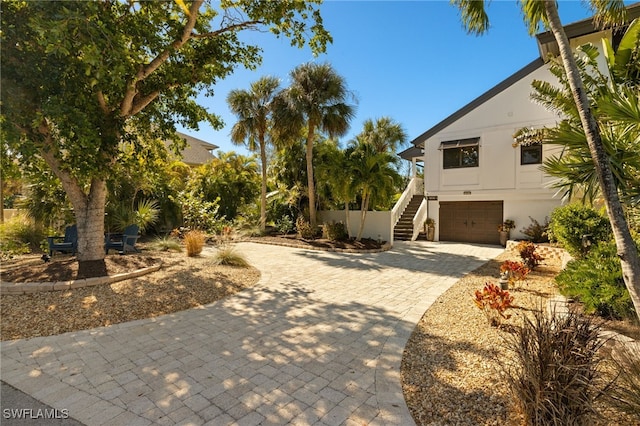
411 198 429 241
391 176 420 228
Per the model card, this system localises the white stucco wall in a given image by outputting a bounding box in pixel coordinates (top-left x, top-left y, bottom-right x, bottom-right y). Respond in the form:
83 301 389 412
318 210 393 244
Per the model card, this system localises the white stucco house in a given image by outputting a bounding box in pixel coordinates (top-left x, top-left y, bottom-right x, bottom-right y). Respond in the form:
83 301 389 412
396 4 640 245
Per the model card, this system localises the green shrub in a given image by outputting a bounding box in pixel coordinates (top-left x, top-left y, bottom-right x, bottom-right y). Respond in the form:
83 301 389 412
504 308 606 425
555 240 636 320
548 204 611 258
322 222 348 241
295 216 317 240
275 216 295 234
0 214 46 258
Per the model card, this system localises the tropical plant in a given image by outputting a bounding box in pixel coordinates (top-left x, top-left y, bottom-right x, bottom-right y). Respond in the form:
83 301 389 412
473 282 514 327
348 139 403 241
452 0 640 333
548 204 612 258
516 241 544 269
0 213 46 259
500 260 530 287
295 216 317 239
187 152 260 221
359 117 408 155
322 222 348 241
1 0 331 264
106 199 160 234
212 245 249 267
228 76 281 232
556 239 637 320
273 62 356 228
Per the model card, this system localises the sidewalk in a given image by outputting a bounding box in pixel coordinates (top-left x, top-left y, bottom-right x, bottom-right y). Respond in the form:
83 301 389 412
1 241 503 425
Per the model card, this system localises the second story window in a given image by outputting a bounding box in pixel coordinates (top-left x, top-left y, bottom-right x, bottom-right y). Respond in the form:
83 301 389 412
521 142 542 165
441 138 479 169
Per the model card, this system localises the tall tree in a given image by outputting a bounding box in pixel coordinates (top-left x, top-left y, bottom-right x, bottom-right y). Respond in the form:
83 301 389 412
348 138 402 241
1 0 330 265
360 117 408 155
452 0 640 320
274 62 355 228
228 76 281 232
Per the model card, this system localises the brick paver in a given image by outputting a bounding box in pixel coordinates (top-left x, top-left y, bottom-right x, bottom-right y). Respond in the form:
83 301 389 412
1 241 503 425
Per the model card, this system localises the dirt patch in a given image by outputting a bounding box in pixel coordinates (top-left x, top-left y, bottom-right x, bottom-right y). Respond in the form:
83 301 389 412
0 249 260 341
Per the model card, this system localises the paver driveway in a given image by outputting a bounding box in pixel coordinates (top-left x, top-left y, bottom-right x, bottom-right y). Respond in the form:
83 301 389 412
0 241 503 425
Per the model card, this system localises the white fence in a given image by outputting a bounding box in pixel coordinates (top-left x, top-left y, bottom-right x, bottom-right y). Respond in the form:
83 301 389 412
318 210 393 244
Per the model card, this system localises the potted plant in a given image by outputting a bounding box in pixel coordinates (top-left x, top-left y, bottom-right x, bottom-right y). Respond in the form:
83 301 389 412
425 218 435 241
498 219 515 247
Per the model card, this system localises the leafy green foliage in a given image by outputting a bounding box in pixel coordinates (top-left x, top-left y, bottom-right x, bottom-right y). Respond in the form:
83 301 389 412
0 214 47 259
503 308 606 425
548 204 612 258
556 240 637 320
295 216 318 240
106 199 160 233
275 216 295 234
322 222 348 241
174 191 221 233
188 152 260 221
0 0 331 260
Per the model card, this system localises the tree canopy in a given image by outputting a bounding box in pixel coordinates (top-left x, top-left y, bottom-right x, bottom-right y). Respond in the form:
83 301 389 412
1 0 331 261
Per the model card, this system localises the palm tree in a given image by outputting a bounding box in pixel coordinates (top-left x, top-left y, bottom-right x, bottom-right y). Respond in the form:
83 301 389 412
453 0 640 321
274 62 355 228
360 117 408 154
227 76 280 232
349 138 402 241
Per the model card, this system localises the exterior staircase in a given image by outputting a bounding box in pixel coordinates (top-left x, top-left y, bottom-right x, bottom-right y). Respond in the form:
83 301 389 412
393 195 426 241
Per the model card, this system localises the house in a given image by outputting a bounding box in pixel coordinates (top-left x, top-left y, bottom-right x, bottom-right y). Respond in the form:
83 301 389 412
397 4 640 245
166 132 219 167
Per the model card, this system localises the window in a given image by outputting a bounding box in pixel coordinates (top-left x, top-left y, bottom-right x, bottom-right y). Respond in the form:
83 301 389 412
521 143 542 165
440 138 479 169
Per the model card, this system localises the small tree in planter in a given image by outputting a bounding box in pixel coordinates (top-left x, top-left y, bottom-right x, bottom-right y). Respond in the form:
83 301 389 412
425 218 435 241
498 219 515 246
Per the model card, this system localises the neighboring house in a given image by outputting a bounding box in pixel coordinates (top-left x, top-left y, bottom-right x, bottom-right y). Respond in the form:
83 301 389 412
398 5 640 245
166 132 219 167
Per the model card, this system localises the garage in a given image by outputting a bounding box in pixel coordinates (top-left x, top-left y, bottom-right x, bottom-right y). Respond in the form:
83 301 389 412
439 201 503 244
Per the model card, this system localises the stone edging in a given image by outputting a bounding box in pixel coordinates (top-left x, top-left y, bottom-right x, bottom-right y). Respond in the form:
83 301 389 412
240 238 392 254
0 262 162 295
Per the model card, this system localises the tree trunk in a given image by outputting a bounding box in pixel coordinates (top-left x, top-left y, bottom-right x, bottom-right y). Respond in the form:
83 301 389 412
306 123 317 228
344 202 351 239
259 140 268 232
356 191 369 241
544 0 640 320
39 128 108 264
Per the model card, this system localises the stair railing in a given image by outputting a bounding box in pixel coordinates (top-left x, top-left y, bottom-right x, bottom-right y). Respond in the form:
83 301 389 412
391 176 420 228
411 198 429 241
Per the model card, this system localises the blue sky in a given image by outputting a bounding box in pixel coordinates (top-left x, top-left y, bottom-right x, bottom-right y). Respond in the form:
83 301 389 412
178 1 598 156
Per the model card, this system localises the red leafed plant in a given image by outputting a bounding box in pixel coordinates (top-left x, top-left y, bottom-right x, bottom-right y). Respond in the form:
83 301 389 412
500 260 530 286
474 282 515 326
516 241 544 269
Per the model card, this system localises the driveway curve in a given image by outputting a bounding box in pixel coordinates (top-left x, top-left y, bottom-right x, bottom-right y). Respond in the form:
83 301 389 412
0 241 503 425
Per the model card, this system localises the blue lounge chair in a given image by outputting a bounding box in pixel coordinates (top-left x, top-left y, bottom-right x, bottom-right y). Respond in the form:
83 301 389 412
47 224 78 256
105 224 140 254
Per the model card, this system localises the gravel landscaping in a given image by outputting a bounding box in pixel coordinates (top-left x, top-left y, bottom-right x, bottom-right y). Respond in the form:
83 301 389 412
401 249 639 425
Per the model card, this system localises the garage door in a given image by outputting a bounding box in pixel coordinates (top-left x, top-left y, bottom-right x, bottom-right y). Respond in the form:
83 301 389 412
439 201 503 244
